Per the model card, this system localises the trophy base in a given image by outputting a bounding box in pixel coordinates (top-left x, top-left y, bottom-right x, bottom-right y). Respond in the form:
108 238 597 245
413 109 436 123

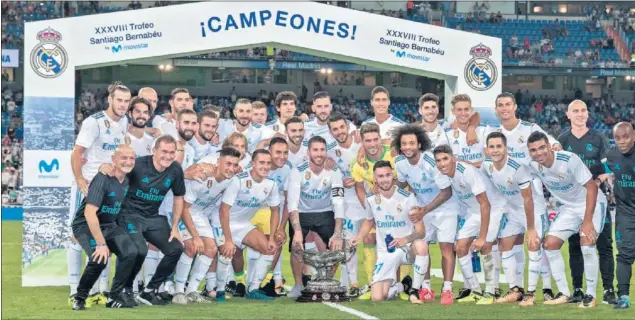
296 288 352 303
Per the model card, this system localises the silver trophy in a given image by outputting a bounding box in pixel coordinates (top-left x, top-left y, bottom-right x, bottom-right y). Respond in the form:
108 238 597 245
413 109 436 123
294 245 356 303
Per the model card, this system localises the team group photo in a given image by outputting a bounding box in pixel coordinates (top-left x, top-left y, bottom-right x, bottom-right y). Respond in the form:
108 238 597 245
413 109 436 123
2 1 635 319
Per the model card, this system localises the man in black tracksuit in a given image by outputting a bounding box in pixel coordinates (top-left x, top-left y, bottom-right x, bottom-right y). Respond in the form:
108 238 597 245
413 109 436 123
71 145 140 310
604 122 635 309
115 135 195 306
557 100 616 304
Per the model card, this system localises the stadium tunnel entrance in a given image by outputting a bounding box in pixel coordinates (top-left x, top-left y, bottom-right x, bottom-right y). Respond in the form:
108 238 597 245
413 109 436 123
21 1 500 286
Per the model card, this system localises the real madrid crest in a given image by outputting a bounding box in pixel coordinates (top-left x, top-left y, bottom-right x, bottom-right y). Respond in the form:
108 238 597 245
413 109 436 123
375 196 381 204
518 136 524 144
273 124 280 132
246 180 253 189
362 162 369 170
305 171 311 180
207 179 214 188
147 145 152 153
335 149 342 157
488 163 494 173
464 43 497 91
453 130 460 139
104 120 111 129
264 187 269 194
396 204 403 213
507 177 513 184
322 179 328 186
30 28 68 78
124 136 131 145
538 164 544 172
436 131 441 137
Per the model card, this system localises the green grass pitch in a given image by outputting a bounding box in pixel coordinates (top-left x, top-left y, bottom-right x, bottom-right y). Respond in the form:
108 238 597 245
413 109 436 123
2 221 633 319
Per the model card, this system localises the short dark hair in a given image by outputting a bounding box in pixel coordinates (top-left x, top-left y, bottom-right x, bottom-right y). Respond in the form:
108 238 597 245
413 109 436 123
219 147 241 159
154 135 178 150
275 91 297 108
170 88 189 100
313 91 330 102
495 92 516 106
177 108 197 121
418 93 439 107
527 131 549 145
308 135 327 148
371 86 390 100
327 112 348 129
373 160 393 172
252 149 271 161
360 122 381 138
432 144 453 157
391 124 432 153
285 116 304 128
198 109 218 123
486 131 507 146
269 137 288 150
128 96 152 114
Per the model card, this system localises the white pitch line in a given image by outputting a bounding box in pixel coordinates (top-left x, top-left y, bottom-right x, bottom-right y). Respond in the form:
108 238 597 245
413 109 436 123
323 302 379 320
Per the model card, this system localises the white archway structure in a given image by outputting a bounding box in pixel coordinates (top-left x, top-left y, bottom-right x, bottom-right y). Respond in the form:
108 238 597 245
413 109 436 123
22 2 500 286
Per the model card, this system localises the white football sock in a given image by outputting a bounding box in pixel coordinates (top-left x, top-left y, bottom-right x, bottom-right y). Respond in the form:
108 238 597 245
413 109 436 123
540 252 552 290
67 242 83 295
226 265 235 284
248 254 274 292
216 257 231 292
443 281 452 291
273 257 283 283
339 265 349 288
388 283 404 300
482 252 495 294
133 271 142 294
501 250 518 289
581 245 599 297
458 254 481 292
513 244 525 289
422 279 431 290
186 255 213 294
491 244 501 289
545 249 571 296
143 249 161 285
345 251 358 285
246 247 259 286
527 250 541 292
205 272 217 291
99 257 111 292
413 255 429 290
174 254 194 293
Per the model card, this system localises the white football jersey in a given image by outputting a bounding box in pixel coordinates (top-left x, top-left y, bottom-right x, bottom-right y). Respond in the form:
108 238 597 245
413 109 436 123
184 176 232 219
446 125 488 164
328 141 365 219
287 145 308 166
245 160 292 212
153 116 179 141
449 161 506 216
217 119 266 153
188 137 219 162
76 111 128 181
221 171 280 224
394 152 458 210
528 151 605 208
362 115 407 138
488 120 558 165
304 118 357 145
481 157 544 213
127 131 154 158
365 187 418 252
264 118 286 138
287 160 344 214
426 120 450 148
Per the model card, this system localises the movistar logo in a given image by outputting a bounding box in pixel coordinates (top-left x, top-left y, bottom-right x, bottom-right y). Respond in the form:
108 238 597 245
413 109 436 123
396 50 406 58
39 159 59 173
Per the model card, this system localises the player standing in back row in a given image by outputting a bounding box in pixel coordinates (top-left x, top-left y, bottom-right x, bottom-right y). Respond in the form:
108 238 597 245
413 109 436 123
557 100 616 305
68 82 131 306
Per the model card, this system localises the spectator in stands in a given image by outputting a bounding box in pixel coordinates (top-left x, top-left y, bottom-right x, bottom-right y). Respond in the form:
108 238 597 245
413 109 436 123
510 34 519 54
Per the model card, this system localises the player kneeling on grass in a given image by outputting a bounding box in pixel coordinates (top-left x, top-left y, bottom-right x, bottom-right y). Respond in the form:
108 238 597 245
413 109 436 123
217 149 285 300
527 132 607 308
71 145 142 310
349 161 428 303
172 147 242 304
